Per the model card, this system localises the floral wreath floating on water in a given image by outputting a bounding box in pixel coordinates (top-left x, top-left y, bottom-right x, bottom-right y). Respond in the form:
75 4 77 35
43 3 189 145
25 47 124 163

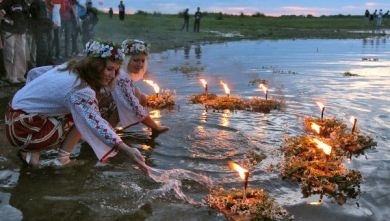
121 39 150 56
84 39 124 63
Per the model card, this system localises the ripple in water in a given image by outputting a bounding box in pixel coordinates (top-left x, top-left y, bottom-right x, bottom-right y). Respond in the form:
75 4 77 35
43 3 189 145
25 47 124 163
145 167 213 205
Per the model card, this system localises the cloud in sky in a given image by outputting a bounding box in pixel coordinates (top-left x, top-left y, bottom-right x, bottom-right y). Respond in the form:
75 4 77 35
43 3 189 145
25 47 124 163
365 2 378 7
279 6 331 16
207 6 259 15
342 5 360 10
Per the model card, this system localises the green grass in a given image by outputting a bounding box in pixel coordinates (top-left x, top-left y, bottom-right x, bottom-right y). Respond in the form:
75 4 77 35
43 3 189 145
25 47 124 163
95 12 390 53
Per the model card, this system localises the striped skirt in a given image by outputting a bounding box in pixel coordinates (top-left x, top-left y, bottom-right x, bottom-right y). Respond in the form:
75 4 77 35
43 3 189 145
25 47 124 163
4 104 73 151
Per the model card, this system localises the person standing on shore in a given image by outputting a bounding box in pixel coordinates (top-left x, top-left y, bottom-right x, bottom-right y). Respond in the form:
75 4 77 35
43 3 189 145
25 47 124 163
29 0 53 66
0 6 7 80
364 9 370 25
108 7 113 18
81 0 98 45
0 0 29 83
180 8 189 32
118 0 125 21
369 9 377 26
376 9 383 28
193 7 201 32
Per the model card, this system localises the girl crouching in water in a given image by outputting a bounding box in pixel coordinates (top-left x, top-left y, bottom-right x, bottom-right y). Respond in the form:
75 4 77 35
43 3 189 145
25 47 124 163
5 40 149 174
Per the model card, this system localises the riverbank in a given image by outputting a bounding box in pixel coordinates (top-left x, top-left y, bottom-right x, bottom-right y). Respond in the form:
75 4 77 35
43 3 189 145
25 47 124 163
95 12 390 52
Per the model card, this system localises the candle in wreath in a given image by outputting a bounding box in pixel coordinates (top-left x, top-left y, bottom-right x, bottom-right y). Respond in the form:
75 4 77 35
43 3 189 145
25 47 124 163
220 81 230 97
311 122 321 134
228 162 249 200
200 78 208 98
312 138 332 155
144 79 160 97
315 101 325 121
259 83 268 100
350 116 357 134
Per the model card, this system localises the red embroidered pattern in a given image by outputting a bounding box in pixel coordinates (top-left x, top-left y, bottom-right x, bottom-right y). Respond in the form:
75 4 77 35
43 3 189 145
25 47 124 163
117 77 147 119
71 95 121 147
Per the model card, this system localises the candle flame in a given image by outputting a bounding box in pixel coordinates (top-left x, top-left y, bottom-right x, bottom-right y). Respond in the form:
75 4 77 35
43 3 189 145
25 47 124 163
308 201 322 205
228 162 248 180
220 81 230 95
200 79 207 88
311 123 321 134
141 144 152 151
259 83 268 94
315 101 324 110
349 116 356 124
312 138 332 155
143 80 160 93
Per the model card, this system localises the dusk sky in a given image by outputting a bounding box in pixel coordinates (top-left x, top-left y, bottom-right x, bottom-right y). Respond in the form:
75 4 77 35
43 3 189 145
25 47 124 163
83 0 390 16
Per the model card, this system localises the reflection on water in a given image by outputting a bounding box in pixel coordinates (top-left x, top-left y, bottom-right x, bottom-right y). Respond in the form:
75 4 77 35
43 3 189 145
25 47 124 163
184 45 190 60
150 109 161 119
219 110 231 127
195 44 202 63
183 44 203 62
362 36 387 48
1 38 390 221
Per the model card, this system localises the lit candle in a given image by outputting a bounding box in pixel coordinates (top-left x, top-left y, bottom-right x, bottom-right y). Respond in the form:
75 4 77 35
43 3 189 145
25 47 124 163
315 101 325 121
312 138 332 155
220 81 230 97
308 200 323 205
144 79 160 97
228 162 249 200
310 122 321 134
350 116 357 134
200 79 208 99
259 83 268 100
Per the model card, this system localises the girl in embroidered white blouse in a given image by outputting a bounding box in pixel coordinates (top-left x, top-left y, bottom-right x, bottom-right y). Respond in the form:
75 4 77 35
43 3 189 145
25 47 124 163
106 39 169 135
5 40 150 175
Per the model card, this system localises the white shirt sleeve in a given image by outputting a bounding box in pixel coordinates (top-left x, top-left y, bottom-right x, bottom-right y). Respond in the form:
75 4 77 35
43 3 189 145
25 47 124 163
112 72 149 129
67 87 122 162
26 66 56 83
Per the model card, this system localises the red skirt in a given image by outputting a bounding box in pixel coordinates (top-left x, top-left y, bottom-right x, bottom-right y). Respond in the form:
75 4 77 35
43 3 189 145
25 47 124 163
4 104 73 151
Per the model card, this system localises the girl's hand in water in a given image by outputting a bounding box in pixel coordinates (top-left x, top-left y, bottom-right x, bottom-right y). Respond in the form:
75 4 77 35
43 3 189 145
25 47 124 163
118 143 151 175
129 147 151 175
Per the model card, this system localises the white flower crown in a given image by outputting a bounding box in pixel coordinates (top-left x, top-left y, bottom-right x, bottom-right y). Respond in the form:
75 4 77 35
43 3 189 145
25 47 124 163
84 40 125 63
121 39 150 56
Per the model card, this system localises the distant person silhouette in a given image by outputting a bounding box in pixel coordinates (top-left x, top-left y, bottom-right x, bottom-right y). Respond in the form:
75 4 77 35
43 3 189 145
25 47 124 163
364 9 370 24
118 0 125 21
109 7 113 18
376 9 383 28
369 9 377 24
180 8 189 32
194 7 201 32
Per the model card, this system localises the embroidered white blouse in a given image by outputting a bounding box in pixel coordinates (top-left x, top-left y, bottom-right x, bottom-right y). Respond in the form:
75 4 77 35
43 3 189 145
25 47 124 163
26 66 149 129
111 70 149 129
12 67 121 162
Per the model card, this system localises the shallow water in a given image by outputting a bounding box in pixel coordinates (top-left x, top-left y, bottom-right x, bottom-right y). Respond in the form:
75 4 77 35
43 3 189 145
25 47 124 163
0 37 389 221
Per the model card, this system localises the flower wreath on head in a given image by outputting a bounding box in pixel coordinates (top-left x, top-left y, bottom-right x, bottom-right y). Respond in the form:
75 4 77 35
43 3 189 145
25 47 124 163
121 39 150 56
84 39 125 63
